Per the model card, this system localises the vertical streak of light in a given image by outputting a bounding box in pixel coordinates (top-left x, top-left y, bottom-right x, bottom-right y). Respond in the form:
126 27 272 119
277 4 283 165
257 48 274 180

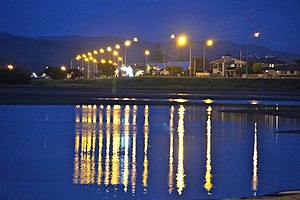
104 105 111 185
80 105 88 184
111 105 121 185
123 105 130 192
131 105 138 195
176 105 185 195
204 106 213 194
86 106 92 184
97 106 104 185
73 105 81 184
168 106 175 194
252 122 258 196
90 105 97 184
143 105 149 193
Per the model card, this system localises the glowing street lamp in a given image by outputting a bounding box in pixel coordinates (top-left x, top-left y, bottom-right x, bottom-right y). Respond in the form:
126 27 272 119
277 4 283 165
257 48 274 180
124 37 138 66
99 48 104 54
7 64 14 70
203 39 214 73
172 34 192 76
61 66 66 71
101 59 106 64
145 50 150 74
246 32 260 75
93 50 98 55
115 44 120 50
84 57 90 78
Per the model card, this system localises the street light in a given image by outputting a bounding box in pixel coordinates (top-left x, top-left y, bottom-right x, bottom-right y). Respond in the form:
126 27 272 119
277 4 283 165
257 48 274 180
61 66 66 71
145 50 150 74
172 34 192 76
124 37 138 66
84 57 90 78
7 64 14 70
246 32 260 75
203 39 214 73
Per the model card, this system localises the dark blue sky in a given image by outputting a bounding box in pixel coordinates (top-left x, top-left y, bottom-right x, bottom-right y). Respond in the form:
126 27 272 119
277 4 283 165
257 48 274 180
1 0 300 54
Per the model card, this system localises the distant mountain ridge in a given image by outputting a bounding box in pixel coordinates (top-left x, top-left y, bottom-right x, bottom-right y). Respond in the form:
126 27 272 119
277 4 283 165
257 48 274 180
0 32 298 72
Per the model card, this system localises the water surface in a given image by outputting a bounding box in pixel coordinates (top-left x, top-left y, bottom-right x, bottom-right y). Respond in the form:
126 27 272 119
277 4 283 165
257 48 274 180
0 104 299 199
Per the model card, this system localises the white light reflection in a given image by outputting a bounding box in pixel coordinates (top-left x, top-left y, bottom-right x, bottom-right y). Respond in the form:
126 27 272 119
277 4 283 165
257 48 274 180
168 106 175 194
143 105 149 193
131 105 138 195
176 105 185 195
252 122 258 196
204 106 213 194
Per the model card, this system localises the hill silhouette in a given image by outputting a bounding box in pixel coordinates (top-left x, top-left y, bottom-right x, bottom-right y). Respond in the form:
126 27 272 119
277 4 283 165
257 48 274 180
0 32 298 73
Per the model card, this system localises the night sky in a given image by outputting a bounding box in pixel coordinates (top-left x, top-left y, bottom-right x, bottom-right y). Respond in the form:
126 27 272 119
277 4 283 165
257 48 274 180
1 0 300 54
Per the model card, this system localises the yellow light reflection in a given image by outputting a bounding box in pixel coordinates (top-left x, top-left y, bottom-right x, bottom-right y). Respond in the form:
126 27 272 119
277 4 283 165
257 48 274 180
104 105 111 185
252 122 258 196
97 106 104 185
176 105 185 195
143 105 149 193
168 106 175 194
204 99 214 104
111 105 121 185
131 105 138 194
204 106 213 194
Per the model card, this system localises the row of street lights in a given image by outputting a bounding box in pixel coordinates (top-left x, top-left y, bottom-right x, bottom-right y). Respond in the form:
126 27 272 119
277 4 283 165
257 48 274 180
72 37 138 78
70 32 259 78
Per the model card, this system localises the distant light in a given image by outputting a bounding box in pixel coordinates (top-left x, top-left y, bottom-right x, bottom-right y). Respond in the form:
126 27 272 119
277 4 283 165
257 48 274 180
61 66 66 71
93 50 98 55
107 46 112 52
87 52 92 56
133 37 138 42
250 100 259 105
170 99 188 103
204 99 214 104
113 51 118 56
170 34 175 39
101 59 106 64
254 32 260 38
99 48 104 53
177 35 187 46
125 40 131 47
145 50 150 56
206 39 213 46
115 44 120 49
7 64 13 70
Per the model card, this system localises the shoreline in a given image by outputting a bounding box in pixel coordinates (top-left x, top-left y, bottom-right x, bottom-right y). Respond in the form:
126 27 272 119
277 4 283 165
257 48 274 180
0 85 300 105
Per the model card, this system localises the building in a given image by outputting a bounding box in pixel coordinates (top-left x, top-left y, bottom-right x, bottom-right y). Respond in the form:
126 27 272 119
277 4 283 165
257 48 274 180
248 57 285 69
265 64 300 77
209 56 246 77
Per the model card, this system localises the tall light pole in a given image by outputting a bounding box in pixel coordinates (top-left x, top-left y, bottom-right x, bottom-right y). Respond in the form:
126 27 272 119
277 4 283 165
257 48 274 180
124 37 138 67
246 32 260 76
203 39 214 73
172 34 192 76
145 50 150 75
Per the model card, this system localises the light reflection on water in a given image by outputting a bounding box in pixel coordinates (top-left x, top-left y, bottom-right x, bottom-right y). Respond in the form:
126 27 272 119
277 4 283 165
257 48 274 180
1 105 299 200
71 104 300 199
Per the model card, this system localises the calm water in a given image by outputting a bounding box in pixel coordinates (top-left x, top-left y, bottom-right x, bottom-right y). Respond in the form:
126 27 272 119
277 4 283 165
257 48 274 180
0 104 299 200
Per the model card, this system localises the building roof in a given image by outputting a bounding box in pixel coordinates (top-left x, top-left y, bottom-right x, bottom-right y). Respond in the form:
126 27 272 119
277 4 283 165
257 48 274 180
248 58 285 64
273 64 300 71
209 56 246 64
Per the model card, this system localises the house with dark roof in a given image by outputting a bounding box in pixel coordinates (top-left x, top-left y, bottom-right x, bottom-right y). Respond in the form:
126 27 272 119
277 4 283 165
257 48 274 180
209 55 246 77
248 57 286 69
265 64 300 77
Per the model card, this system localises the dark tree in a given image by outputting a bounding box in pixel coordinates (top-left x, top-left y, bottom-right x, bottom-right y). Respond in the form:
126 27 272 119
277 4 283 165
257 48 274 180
67 69 83 79
97 63 116 77
43 67 67 79
0 68 31 84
